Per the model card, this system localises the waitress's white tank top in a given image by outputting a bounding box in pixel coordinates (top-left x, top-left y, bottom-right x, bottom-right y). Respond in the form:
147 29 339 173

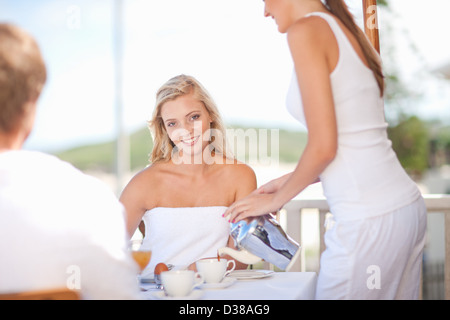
286 12 420 221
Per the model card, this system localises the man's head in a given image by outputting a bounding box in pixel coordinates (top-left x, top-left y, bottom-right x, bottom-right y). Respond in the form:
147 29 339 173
0 23 46 145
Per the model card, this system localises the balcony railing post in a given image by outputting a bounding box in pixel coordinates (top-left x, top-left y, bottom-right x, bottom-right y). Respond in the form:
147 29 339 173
318 209 328 257
445 212 450 300
283 202 303 272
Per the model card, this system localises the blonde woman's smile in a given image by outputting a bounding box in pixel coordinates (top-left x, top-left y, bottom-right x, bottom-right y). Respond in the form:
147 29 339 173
180 135 200 146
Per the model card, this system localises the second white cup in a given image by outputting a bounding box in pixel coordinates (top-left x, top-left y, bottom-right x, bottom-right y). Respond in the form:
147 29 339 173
196 258 236 283
160 270 203 297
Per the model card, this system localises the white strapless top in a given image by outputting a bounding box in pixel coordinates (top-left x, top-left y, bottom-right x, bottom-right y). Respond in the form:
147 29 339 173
140 206 229 278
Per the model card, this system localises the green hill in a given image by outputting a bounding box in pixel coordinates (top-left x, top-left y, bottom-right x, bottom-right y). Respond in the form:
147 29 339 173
54 125 307 173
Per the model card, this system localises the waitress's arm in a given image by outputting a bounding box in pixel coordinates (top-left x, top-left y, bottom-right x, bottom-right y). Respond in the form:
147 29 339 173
272 18 338 207
224 17 337 222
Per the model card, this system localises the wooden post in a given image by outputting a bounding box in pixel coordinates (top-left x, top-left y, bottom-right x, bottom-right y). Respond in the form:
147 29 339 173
362 0 380 53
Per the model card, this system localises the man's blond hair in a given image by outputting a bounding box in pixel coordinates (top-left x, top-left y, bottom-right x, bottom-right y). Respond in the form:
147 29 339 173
0 24 47 133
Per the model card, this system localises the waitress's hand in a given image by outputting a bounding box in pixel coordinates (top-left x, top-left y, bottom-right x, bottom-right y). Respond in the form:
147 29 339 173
255 173 292 195
254 181 278 195
223 192 283 223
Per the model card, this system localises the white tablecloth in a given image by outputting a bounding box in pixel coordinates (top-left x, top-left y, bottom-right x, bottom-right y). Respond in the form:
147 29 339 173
140 272 317 300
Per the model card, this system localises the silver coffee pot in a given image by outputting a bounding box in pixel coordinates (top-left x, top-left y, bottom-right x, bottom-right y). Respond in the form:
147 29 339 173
218 214 301 271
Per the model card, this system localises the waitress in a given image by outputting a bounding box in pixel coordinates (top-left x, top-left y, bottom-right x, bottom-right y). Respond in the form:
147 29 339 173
224 0 426 300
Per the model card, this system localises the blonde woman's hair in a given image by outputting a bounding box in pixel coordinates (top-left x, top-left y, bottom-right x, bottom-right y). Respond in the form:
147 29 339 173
0 24 47 133
324 0 385 96
148 74 233 163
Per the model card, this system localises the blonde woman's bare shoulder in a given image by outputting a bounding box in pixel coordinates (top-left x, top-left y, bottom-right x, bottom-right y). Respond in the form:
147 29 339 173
120 161 172 207
221 158 255 174
125 161 170 186
220 160 257 193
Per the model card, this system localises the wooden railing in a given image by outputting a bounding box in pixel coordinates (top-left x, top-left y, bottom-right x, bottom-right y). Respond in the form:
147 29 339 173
281 194 450 300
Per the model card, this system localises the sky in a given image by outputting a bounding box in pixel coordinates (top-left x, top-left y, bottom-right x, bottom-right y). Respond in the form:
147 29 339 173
0 0 449 152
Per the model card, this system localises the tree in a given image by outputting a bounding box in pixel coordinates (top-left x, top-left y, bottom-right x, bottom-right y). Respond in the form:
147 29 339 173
376 0 431 177
388 115 430 178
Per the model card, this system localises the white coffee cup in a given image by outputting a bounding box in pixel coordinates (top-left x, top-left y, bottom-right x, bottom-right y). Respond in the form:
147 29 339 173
196 258 236 283
160 270 203 297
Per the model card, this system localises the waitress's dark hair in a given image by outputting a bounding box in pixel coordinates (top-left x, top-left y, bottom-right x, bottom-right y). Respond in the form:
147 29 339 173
324 0 384 96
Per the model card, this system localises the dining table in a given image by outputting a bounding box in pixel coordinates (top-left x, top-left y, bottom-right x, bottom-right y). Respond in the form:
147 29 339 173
139 270 317 300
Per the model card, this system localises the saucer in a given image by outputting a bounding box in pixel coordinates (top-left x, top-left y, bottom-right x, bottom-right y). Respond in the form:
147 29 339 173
228 270 274 280
151 289 203 300
200 276 237 290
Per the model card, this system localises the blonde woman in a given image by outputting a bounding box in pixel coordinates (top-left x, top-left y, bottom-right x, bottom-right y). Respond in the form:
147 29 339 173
224 0 426 299
120 75 255 278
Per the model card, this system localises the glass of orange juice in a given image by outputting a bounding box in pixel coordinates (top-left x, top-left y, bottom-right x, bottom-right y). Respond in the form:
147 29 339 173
129 239 152 279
